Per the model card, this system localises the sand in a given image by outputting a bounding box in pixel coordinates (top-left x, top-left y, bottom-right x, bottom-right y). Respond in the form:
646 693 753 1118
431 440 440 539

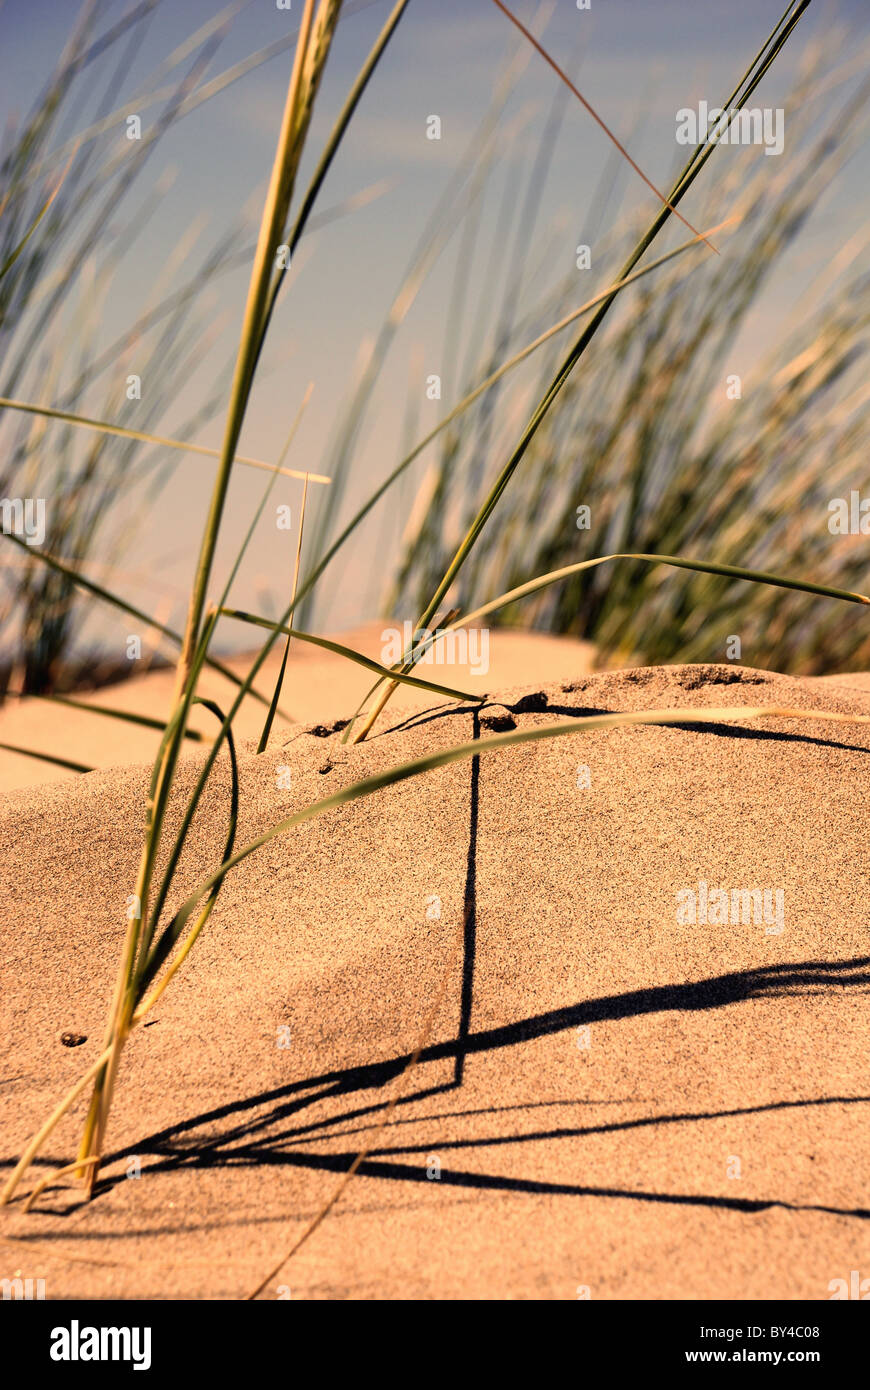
0 622 594 793
1 659 868 1300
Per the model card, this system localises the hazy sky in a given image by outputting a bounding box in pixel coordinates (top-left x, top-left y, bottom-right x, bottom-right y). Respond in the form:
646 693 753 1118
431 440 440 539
1 0 867 653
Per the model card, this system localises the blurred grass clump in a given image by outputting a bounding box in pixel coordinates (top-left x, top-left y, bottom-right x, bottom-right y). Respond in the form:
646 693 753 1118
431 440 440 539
0 1 255 694
387 40 870 674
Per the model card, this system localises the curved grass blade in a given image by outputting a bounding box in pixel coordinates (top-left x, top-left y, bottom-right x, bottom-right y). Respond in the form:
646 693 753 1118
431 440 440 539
220 606 479 702
451 553 870 632
343 547 868 743
0 741 93 773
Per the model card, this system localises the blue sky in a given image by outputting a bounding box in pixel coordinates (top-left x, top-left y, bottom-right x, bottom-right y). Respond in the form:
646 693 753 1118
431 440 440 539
1 0 867 650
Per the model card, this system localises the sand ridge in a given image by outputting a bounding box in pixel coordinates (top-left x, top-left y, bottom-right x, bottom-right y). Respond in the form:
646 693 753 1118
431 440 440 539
0 623 595 793
1 663 868 1299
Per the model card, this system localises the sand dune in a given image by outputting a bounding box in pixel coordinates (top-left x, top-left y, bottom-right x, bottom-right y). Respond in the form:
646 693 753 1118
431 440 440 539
1 662 868 1300
0 622 594 793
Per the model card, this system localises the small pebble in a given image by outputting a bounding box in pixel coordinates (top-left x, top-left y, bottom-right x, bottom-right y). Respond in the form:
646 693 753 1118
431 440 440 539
481 713 516 732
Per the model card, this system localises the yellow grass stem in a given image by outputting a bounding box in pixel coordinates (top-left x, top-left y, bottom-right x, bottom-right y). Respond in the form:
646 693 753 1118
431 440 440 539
76 0 335 1200
0 396 332 484
23 1158 99 1213
0 1046 113 1206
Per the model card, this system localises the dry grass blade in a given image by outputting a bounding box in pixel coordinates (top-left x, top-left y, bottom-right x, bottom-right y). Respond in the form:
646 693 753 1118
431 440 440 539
0 397 331 484
71 0 342 1201
9 1 854 1309
490 0 716 251
0 1046 113 1208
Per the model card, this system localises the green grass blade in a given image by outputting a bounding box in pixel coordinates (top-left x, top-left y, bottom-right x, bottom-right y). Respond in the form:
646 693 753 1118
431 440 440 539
220 606 479 702
173 0 338 697
5 692 205 741
250 0 411 389
452 553 870 631
98 5 348 1045
345 548 867 744
0 741 93 774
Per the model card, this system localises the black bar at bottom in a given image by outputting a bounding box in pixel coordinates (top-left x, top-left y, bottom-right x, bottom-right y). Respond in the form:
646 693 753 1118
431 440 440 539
4 1297 865 1375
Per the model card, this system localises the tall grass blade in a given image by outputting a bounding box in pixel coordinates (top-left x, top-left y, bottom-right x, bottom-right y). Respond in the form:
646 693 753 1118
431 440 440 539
75 0 344 1198
352 0 814 740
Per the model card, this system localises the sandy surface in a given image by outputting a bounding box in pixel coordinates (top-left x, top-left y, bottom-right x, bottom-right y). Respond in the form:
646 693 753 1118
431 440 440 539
1 661 868 1301
0 622 594 793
